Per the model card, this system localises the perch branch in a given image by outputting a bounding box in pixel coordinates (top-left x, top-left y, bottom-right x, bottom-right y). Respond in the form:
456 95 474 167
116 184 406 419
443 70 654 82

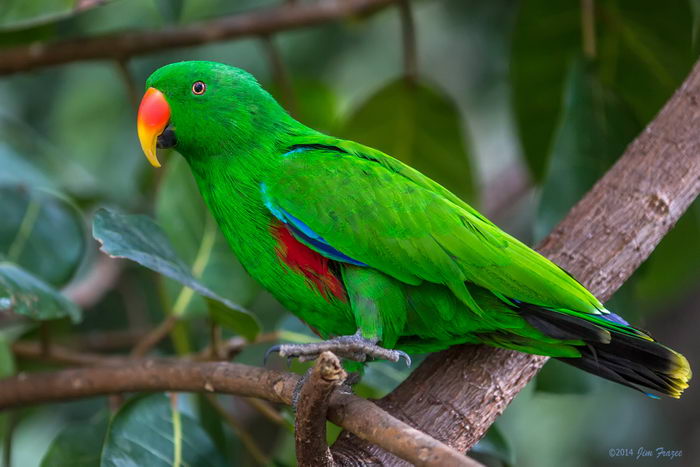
331 58 700 463
295 352 346 467
0 360 479 466
0 0 398 75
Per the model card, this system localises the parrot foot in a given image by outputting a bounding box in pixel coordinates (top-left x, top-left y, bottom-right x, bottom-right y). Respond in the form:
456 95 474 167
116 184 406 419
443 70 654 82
265 332 411 366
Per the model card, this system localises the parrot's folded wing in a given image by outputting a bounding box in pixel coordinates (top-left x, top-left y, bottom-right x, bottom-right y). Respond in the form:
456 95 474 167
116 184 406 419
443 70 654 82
262 141 604 316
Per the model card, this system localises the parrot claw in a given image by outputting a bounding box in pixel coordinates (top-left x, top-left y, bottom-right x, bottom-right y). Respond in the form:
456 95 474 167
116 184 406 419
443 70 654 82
263 345 281 366
263 332 412 366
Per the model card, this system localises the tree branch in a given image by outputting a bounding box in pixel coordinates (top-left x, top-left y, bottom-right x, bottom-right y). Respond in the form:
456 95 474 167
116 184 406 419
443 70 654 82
0 0 398 75
331 58 700 463
0 360 479 466
295 352 345 467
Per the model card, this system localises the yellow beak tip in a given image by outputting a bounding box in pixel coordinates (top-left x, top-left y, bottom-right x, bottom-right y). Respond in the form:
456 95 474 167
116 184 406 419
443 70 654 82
147 152 162 168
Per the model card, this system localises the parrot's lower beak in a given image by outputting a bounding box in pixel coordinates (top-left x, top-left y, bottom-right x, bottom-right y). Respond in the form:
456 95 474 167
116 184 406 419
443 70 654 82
137 87 173 168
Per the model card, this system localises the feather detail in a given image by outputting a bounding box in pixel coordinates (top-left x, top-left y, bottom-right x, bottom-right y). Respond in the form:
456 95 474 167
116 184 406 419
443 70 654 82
273 222 347 302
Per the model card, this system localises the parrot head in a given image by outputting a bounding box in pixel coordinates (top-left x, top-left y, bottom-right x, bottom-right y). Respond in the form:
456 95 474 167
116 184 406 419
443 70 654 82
137 60 291 167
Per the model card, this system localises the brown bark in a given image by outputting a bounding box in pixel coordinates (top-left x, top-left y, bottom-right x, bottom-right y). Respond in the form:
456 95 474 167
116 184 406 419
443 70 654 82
330 59 700 462
0 359 478 466
0 0 397 75
295 352 346 467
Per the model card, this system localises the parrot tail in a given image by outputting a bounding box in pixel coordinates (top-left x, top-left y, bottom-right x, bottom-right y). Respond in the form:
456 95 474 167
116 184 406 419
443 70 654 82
520 304 692 398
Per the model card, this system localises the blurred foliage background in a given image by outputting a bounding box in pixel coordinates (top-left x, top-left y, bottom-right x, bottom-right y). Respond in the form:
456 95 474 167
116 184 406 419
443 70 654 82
0 0 699 466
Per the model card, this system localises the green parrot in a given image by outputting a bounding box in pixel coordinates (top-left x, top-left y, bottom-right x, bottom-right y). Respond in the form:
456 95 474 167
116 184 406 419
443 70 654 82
137 61 690 398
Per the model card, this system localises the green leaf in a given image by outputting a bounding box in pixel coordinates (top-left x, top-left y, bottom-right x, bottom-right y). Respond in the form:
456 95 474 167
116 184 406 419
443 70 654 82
100 394 228 467
342 78 475 202
511 0 579 181
471 423 515 467
92 208 260 340
534 358 594 395
512 0 694 181
194 395 230 463
535 58 639 241
0 142 55 189
0 262 81 322
0 185 85 287
41 412 109 467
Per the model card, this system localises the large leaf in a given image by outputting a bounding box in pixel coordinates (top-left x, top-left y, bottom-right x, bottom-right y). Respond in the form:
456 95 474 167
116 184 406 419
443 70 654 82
93 208 260 340
512 0 694 181
41 412 109 467
0 262 81 322
155 157 259 321
534 58 639 240
342 78 475 201
0 185 85 287
0 142 55 189
100 394 227 467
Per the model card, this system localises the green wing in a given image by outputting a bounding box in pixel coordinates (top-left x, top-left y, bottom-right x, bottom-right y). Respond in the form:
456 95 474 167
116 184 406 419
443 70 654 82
263 140 604 316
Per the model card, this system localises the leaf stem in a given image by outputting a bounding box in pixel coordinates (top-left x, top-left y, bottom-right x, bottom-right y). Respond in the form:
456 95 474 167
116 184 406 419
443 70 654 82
7 198 40 263
169 393 183 467
130 315 178 357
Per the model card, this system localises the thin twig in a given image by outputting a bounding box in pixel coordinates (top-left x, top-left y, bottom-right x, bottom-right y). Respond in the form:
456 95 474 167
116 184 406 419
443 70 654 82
12 340 126 366
72 329 149 352
38 323 51 358
398 0 417 82
581 0 596 59
195 332 281 361
62 254 124 309
130 314 179 357
205 395 269 466
209 322 223 360
243 397 289 429
0 0 398 75
295 352 346 467
260 34 297 115
114 59 140 111
12 332 281 367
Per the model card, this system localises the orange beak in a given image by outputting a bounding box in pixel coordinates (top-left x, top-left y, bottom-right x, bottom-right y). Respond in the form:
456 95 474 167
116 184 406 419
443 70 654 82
137 87 171 168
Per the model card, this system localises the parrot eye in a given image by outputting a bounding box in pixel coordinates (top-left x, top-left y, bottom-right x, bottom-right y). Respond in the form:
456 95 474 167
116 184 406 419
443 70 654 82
192 81 206 95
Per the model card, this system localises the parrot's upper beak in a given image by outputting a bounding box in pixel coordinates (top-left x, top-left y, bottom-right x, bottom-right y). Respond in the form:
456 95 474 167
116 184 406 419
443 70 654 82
137 87 172 168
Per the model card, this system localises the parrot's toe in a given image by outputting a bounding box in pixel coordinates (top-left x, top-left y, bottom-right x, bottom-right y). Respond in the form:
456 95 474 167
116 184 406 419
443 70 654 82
263 333 412 367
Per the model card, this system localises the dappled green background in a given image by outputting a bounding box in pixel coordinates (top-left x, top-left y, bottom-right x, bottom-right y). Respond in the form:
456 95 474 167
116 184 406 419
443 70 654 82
0 0 699 466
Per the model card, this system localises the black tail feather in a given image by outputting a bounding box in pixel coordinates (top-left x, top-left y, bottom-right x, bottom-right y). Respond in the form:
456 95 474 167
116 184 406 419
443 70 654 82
519 304 691 398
